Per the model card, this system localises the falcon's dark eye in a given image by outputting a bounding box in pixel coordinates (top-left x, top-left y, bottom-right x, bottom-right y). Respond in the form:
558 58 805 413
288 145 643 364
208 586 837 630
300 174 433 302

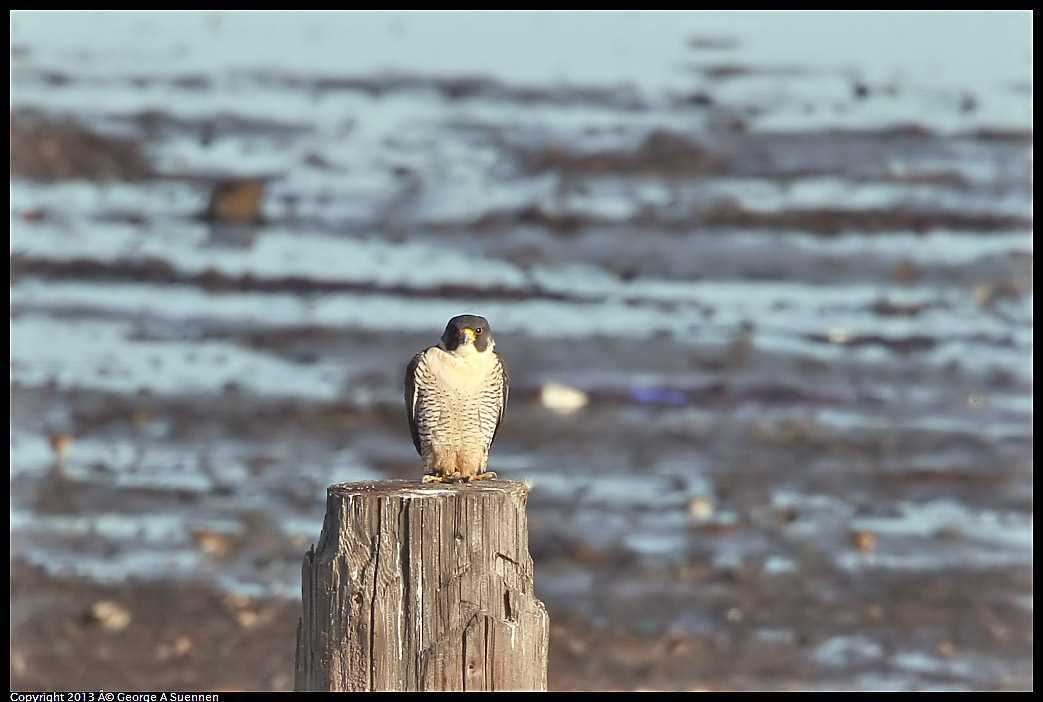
475 327 483 334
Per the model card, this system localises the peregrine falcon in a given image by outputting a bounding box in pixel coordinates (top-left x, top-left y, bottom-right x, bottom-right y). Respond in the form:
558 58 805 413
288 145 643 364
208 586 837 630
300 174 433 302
405 314 508 482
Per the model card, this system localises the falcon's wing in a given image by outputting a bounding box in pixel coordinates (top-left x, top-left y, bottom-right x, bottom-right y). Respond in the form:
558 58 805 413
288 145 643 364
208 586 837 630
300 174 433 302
490 351 509 445
404 351 425 455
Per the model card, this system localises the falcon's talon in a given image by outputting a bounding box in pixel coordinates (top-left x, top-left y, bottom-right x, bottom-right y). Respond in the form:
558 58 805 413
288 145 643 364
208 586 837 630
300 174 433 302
469 471 497 481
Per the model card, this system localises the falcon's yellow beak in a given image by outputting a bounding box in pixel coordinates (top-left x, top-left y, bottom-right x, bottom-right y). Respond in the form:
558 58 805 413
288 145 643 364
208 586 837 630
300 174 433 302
460 328 476 343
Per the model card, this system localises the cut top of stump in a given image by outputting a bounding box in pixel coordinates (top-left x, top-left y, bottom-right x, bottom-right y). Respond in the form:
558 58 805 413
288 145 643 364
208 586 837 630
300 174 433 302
326 478 530 501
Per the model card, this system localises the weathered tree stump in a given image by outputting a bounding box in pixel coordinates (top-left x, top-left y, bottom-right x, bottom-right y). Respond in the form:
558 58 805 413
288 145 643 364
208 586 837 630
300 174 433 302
294 479 549 692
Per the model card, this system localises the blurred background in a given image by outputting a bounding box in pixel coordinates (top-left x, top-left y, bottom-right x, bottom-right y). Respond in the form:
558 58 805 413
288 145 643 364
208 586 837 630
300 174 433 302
9 10 1032 691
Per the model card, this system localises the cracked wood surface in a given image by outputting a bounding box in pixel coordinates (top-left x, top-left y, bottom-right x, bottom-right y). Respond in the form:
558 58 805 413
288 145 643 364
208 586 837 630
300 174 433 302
295 479 549 691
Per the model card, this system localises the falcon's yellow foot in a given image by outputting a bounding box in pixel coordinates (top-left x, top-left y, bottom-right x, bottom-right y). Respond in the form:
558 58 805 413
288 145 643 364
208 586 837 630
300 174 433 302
424 471 465 483
466 471 497 482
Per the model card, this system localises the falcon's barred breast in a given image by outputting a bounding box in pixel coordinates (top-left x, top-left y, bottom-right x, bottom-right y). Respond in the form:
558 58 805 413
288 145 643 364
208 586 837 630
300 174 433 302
405 315 508 482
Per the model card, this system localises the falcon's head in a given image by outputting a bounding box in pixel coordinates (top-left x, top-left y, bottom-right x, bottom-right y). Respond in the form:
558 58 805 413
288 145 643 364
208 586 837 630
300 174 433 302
441 314 495 355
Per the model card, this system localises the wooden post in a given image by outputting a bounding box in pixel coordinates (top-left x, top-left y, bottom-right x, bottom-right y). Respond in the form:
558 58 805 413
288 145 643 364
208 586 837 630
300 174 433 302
294 479 549 692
